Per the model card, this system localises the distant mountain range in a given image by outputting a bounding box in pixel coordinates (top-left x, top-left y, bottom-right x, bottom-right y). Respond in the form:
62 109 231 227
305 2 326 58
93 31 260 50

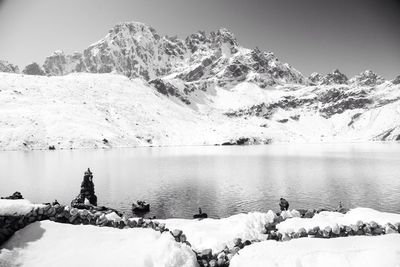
0 22 399 150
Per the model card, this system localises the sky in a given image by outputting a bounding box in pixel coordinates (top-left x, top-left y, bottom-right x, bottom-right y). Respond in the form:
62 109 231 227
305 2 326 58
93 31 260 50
0 0 399 78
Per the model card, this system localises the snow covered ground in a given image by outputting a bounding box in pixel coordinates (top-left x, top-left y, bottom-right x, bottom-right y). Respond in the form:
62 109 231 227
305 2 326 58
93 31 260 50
0 199 44 216
0 221 197 267
1 72 400 151
1 201 400 267
230 235 400 267
158 211 276 252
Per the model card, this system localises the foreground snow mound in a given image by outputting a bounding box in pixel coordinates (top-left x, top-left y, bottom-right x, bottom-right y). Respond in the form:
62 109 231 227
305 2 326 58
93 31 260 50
277 208 400 234
159 211 276 252
230 235 400 267
0 221 198 267
0 199 45 216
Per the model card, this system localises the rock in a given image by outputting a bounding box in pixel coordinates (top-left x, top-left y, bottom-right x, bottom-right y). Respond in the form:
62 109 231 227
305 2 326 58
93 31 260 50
373 226 384 235
323 226 332 238
282 233 291 241
230 247 240 255
369 221 378 228
217 252 226 260
22 62 45 76
308 226 320 236
356 220 364 229
385 223 398 234
332 224 340 235
209 259 217 267
345 225 353 236
233 237 242 247
226 253 234 261
243 240 251 246
298 228 308 237
394 222 400 233
350 224 358 232
265 222 277 232
1 192 23 199
201 259 209 267
200 248 212 260
217 257 226 266
172 229 183 238
303 209 315 218
179 234 187 243
127 220 137 228
70 208 79 216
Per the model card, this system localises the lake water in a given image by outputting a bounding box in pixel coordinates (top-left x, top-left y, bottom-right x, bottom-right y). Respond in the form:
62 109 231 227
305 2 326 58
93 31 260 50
1 143 400 219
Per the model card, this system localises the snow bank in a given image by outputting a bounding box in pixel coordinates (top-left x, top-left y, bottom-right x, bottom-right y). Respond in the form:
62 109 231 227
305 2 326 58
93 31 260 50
0 220 198 267
277 208 400 234
158 211 276 252
0 199 45 216
230 235 400 267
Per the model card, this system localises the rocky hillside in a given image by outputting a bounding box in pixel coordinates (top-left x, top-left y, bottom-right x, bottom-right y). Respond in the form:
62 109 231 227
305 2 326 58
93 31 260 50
0 21 400 149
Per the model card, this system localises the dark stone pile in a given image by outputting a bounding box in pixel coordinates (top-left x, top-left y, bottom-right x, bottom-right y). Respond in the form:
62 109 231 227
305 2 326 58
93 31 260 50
1 191 23 200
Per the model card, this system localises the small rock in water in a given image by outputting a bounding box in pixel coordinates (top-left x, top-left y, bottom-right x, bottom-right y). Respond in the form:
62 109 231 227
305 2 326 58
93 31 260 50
332 224 340 235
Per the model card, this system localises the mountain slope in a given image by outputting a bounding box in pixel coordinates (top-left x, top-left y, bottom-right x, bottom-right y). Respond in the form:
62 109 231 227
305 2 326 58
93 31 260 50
0 21 400 150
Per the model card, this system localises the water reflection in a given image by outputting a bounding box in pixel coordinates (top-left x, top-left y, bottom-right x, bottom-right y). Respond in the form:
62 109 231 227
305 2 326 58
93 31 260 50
0 143 399 218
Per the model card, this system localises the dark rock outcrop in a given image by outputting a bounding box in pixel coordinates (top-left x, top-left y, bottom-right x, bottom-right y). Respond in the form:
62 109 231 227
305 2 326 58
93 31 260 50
22 62 45 76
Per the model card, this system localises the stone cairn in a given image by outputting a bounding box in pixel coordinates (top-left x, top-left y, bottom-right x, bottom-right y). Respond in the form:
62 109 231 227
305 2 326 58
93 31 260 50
1 195 400 267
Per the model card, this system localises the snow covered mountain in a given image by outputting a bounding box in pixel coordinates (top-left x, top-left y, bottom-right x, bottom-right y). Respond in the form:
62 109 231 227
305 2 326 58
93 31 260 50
0 21 400 150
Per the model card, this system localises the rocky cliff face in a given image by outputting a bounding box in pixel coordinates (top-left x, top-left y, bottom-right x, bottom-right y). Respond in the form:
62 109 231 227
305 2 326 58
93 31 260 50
39 22 305 87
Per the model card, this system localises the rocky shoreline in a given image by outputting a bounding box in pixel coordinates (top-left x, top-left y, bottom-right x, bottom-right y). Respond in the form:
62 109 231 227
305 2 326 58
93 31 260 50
1 195 400 267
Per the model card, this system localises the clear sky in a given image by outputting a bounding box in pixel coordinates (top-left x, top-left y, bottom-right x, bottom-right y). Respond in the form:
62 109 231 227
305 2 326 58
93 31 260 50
0 0 399 78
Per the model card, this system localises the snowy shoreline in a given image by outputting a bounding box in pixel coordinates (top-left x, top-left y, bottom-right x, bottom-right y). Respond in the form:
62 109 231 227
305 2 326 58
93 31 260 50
1 199 400 267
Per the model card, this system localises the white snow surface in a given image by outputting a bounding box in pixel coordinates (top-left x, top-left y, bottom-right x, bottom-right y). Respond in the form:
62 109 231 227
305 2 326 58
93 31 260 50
0 220 198 267
230 235 400 267
158 211 276 252
0 199 45 216
277 208 400 234
1 72 400 150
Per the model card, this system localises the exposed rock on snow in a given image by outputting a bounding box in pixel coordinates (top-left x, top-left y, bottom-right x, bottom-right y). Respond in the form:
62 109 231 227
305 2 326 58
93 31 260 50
158 211 276 252
22 62 45 76
321 69 348 85
0 60 19 73
350 70 385 86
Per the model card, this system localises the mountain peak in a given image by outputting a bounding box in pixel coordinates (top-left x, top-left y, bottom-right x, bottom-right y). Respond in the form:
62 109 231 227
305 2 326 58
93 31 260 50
350 70 384 86
321 69 348 85
0 60 19 73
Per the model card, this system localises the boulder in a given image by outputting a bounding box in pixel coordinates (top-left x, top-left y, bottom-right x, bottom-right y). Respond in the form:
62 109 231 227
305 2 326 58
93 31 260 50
233 237 242 247
200 248 212 260
209 259 217 267
172 229 183 238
